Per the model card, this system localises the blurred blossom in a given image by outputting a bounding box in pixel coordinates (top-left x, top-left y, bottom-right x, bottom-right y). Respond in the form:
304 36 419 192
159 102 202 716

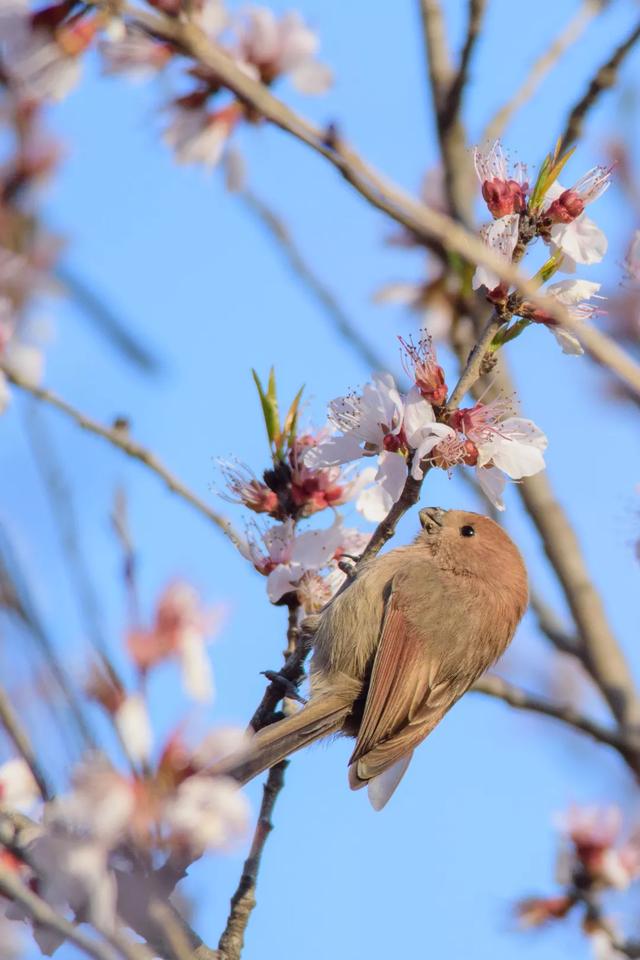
233 7 332 93
0 758 39 811
114 694 153 765
127 581 224 703
554 805 640 891
100 27 173 79
163 102 242 171
515 894 574 928
164 775 249 854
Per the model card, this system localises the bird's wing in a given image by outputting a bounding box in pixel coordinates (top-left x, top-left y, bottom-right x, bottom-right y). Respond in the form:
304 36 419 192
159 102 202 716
348 578 468 801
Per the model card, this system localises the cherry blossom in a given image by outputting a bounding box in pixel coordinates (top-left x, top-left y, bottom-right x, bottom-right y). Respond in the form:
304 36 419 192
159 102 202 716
305 373 405 468
399 335 447 405
127 582 223 703
100 27 173 79
244 516 346 602
543 176 609 270
472 213 519 293
473 141 528 218
233 7 332 93
525 278 604 355
554 805 640 891
164 103 241 170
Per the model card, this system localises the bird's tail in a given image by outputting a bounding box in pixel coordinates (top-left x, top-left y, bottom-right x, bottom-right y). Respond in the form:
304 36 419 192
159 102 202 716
217 694 352 785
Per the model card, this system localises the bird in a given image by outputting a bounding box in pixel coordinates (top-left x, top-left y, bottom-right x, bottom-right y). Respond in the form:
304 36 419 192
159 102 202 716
223 507 528 810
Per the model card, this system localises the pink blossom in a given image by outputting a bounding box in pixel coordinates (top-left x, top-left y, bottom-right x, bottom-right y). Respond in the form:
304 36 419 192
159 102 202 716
543 179 608 269
473 141 528 218
399 335 447 405
127 582 223 703
164 103 241 170
554 805 640 891
100 27 172 79
233 7 332 93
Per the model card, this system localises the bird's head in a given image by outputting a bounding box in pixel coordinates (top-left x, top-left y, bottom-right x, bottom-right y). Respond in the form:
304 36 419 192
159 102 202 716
417 507 528 608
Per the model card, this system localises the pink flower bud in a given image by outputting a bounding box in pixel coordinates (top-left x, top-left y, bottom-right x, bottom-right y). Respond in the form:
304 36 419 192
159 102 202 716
546 189 584 224
481 178 528 218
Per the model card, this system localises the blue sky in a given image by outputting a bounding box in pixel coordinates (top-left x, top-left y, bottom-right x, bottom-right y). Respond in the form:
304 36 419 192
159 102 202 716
3 0 640 957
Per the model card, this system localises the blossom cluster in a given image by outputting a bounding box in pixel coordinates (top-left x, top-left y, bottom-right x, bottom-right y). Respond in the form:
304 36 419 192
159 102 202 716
516 805 640 958
0 581 249 952
220 341 547 611
377 141 610 357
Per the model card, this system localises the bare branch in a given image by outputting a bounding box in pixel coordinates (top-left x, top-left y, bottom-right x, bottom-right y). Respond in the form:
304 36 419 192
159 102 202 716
529 590 580 657
518 467 640 733
1 365 247 556
483 0 600 142
217 762 287 960
236 186 386 374
444 0 487 127
558 15 640 154
472 675 640 771
418 0 453 110
0 687 50 800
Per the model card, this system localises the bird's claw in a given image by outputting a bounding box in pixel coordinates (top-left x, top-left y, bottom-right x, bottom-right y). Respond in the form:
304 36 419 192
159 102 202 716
261 670 307 705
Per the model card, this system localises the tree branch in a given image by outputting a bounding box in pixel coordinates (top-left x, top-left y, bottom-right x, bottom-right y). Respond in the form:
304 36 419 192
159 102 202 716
443 0 486 127
558 15 640 153
1 365 246 556
235 186 386 374
0 687 50 801
217 761 287 960
472 675 640 772
483 0 600 142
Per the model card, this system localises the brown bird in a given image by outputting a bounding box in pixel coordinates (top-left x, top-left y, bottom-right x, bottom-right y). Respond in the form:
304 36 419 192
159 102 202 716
225 507 528 809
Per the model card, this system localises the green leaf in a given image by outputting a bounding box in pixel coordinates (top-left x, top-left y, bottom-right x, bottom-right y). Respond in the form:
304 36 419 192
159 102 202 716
252 368 279 448
282 385 305 452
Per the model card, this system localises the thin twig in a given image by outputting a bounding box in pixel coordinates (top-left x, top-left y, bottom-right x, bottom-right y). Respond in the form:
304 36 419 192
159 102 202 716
558 15 640 153
443 0 487 133
0 867 120 960
0 687 50 800
529 590 580 657
2 365 246 556
483 0 600 142
23 402 110 656
237 187 386 374
472 675 640 771
56 262 160 375
417 0 475 225
217 761 287 960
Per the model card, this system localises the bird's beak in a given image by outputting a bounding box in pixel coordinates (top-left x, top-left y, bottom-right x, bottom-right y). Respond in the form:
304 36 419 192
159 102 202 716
419 507 445 529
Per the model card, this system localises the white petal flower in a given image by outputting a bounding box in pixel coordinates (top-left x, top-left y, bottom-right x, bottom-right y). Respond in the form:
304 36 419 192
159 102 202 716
543 278 604 355
179 626 215 704
476 465 507 511
356 452 408 522
164 108 234 170
472 214 519 291
544 181 607 269
476 416 547 479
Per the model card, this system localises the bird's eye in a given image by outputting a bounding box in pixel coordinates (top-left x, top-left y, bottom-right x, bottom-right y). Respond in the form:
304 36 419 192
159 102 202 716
460 525 475 537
